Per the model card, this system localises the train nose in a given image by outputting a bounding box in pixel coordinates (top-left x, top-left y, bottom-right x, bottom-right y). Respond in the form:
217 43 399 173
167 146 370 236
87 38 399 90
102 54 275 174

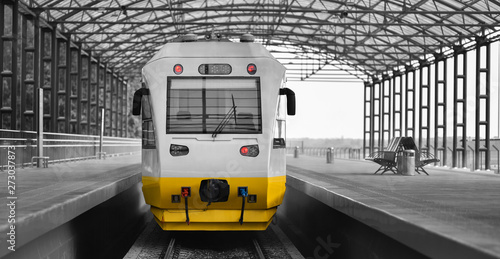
199 179 230 203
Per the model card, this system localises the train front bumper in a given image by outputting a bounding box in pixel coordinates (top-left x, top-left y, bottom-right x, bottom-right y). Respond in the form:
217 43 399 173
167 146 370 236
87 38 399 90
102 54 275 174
151 207 277 231
142 175 285 231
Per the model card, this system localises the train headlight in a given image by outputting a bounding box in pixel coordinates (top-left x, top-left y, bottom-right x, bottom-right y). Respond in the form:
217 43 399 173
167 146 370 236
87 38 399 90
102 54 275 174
240 145 259 157
170 144 189 156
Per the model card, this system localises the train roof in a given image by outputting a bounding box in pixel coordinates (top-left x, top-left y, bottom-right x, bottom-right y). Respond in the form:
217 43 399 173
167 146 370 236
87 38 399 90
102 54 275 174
146 40 277 65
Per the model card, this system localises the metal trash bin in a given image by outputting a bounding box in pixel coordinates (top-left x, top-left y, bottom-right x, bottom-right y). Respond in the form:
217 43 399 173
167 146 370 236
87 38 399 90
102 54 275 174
294 146 299 158
399 150 415 176
326 147 334 164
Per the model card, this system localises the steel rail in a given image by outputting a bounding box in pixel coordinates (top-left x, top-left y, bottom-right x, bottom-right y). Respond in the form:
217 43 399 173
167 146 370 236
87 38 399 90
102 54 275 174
163 238 176 259
252 238 266 259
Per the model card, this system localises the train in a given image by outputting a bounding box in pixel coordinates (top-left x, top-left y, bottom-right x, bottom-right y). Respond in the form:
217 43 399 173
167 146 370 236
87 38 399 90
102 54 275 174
132 33 295 231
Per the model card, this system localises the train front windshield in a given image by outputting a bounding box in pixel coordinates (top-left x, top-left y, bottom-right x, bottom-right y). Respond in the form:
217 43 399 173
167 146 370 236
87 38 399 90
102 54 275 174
166 77 262 134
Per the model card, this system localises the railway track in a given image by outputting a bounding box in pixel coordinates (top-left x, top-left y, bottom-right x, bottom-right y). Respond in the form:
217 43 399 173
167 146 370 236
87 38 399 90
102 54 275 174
124 219 303 259
163 233 266 259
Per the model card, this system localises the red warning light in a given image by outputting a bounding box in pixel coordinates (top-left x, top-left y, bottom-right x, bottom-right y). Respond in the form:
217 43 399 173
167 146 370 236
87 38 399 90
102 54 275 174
174 64 183 74
247 64 257 75
240 146 249 155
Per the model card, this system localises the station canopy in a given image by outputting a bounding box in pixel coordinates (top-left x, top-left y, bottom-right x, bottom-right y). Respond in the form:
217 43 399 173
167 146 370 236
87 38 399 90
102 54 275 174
20 0 500 82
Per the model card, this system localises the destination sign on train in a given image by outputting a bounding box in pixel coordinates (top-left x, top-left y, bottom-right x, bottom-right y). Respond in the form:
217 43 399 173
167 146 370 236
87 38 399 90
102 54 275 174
198 64 232 75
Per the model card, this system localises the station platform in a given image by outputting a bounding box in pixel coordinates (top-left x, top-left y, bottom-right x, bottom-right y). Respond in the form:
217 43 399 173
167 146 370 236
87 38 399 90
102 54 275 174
282 155 500 259
0 153 148 259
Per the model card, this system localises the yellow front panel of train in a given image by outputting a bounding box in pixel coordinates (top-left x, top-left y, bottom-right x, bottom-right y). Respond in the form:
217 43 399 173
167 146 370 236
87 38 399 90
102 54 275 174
142 175 286 231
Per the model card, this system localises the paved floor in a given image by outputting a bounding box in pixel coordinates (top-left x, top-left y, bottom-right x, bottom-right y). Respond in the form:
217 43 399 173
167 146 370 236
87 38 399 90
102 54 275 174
0 154 141 257
286 155 500 259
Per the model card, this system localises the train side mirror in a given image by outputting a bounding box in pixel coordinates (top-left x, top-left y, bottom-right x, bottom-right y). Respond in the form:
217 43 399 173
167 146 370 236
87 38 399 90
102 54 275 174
279 88 296 116
132 88 150 115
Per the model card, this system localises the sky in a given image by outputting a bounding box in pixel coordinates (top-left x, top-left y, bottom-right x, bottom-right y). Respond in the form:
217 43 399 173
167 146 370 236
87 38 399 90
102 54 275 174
282 40 500 140
285 80 364 139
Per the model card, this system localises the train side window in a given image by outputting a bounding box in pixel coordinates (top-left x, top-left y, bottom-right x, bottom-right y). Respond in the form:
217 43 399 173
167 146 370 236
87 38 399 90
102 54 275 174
141 95 152 120
142 95 156 149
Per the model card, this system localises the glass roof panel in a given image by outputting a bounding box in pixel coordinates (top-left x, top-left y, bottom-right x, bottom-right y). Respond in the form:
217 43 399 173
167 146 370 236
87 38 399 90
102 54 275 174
14 0 500 79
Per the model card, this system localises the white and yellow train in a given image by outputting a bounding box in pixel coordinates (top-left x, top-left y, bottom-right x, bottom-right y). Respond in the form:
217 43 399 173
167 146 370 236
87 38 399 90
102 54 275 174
132 34 295 231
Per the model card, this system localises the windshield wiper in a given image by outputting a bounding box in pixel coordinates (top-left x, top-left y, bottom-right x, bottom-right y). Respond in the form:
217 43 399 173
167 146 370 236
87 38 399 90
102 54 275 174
212 95 237 138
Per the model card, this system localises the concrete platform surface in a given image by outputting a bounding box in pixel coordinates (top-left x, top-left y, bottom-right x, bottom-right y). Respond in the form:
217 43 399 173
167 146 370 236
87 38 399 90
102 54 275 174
0 154 141 258
286 155 500 259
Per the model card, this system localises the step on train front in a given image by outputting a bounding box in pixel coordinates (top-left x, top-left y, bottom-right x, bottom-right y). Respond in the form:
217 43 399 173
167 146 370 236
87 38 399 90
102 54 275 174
132 34 295 231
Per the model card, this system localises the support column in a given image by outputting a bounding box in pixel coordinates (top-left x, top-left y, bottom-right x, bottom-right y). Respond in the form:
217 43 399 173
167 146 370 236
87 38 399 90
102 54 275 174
405 65 416 138
34 11 41 135
98 62 106 136
41 27 54 132
475 37 491 170
80 51 90 134
49 23 58 132
418 60 431 152
381 74 392 149
89 56 98 135
123 79 128 137
392 71 403 138
105 67 112 136
117 77 124 137
0 1 18 129
434 53 447 166
111 71 118 136
22 13 37 130
55 33 69 133
453 45 468 168
69 41 80 134
372 77 381 152
363 81 373 157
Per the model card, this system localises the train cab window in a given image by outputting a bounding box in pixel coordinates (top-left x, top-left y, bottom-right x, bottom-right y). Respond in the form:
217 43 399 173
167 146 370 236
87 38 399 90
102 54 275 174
166 77 262 134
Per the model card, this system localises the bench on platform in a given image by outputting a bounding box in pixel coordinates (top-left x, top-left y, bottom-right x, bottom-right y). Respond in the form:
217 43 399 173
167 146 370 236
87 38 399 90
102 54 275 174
400 137 440 175
366 137 403 175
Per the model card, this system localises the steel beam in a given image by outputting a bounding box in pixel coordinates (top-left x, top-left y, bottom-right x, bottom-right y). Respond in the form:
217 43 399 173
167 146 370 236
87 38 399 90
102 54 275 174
34 6 500 15
69 31 472 38
51 20 495 27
